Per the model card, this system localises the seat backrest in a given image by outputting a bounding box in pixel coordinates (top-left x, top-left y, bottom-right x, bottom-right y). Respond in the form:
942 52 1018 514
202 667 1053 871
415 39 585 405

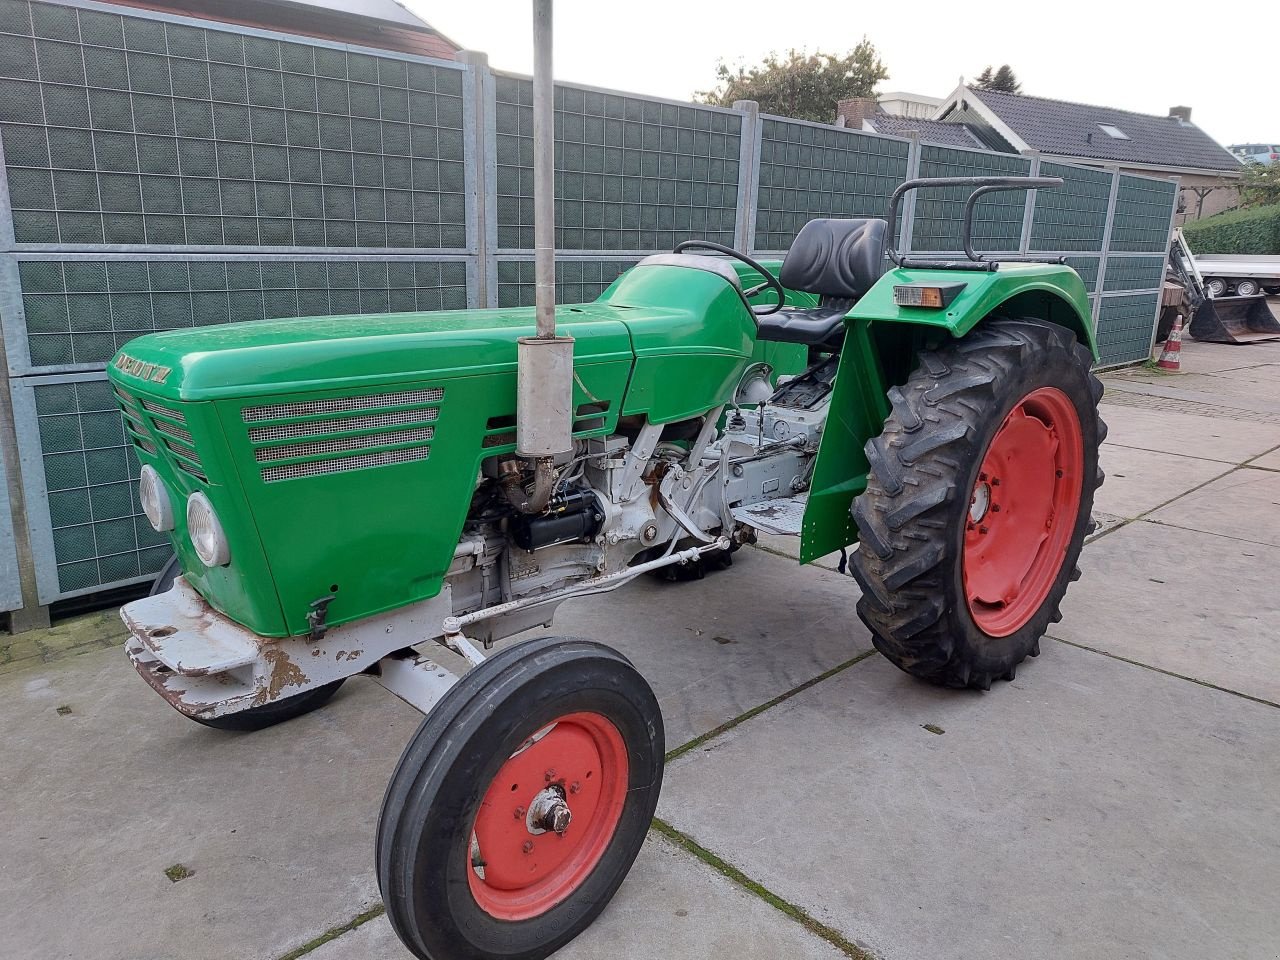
778 218 887 301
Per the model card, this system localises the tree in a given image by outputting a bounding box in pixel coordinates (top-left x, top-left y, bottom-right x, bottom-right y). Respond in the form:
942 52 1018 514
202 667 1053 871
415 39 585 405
1240 160 1280 208
695 41 889 123
973 64 1022 94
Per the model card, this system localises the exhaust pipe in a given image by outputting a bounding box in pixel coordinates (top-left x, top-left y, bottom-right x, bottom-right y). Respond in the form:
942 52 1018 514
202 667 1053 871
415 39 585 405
516 0 574 476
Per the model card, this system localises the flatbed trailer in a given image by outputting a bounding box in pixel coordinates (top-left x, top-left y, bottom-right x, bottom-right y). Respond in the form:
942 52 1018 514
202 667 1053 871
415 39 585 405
1192 253 1280 298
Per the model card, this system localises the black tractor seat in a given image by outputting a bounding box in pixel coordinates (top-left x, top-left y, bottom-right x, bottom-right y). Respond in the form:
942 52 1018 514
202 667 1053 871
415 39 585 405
757 217 887 346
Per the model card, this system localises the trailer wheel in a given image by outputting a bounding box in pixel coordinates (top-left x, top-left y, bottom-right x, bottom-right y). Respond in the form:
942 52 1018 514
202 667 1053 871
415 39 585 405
1204 277 1227 298
377 636 663 960
1234 279 1260 297
850 318 1104 690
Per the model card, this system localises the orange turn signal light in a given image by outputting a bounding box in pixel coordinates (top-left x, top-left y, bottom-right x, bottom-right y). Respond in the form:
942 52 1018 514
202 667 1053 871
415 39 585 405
893 282 966 309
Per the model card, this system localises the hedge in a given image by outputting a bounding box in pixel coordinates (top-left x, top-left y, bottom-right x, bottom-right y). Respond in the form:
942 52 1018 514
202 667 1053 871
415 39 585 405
1183 203 1280 255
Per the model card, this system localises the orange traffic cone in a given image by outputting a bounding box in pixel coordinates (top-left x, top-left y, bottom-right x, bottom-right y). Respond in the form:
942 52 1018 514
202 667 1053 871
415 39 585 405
1157 314 1183 371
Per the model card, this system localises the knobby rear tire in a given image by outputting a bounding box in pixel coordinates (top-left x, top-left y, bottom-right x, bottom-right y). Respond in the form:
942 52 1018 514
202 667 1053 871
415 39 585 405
850 318 1105 690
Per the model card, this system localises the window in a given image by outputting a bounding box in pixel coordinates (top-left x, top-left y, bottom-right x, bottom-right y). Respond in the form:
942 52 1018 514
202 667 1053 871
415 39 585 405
1098 123 1130 140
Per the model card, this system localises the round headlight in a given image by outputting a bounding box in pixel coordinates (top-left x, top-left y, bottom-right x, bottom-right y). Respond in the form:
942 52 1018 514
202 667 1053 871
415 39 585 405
138 465 174 532
186 492 231 567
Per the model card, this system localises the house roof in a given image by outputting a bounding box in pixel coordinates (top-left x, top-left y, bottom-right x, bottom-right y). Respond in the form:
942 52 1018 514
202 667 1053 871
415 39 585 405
868 114 986 150
956 88 1241 174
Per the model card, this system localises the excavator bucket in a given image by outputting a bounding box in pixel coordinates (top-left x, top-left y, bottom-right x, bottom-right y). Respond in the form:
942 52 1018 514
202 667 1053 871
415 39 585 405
1188 295 1280 344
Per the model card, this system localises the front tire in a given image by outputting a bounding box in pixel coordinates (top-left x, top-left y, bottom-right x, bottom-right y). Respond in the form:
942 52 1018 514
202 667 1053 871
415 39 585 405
377 636 664 960
190 680 344 731
850 318 1105 690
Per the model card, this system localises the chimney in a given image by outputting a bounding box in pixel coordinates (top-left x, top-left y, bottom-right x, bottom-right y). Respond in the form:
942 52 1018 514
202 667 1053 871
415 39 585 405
1169 105 1192 123
836 97 879 129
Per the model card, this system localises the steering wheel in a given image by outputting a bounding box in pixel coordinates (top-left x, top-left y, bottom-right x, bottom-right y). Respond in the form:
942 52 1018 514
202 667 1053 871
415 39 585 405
672 239 786 316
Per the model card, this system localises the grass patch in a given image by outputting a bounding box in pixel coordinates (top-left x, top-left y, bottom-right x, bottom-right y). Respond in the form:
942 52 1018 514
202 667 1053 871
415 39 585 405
652 819 875 959
163 863 194 883
275 905 387 960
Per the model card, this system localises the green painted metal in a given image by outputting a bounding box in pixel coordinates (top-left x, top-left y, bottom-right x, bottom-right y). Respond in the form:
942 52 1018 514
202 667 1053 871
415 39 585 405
849 262 1097 356
109 251 1094 634
107 260 769 635
798 261 1096 562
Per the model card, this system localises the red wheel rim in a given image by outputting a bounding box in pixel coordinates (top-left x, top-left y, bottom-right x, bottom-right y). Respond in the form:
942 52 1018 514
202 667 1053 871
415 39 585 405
467 711 629 921
963 387 1084 637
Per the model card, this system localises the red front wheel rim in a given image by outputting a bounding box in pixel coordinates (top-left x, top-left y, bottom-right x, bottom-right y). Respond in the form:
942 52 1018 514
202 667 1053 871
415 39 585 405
467 711 629 921
963 386 1085 637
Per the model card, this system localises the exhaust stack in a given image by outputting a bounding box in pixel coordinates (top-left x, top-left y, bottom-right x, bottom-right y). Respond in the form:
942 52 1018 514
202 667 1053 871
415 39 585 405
516 0 574 465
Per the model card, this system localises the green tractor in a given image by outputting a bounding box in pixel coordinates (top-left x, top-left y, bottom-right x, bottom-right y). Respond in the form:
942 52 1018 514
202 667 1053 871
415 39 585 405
109 172 1104 959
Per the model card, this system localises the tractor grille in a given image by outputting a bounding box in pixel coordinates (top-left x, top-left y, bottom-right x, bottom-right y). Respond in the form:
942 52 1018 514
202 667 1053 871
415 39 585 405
243 386 443 483
116 388 205 483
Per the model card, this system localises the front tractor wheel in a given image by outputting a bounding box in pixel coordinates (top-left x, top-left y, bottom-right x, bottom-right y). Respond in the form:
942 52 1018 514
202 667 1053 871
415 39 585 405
851 318 1105 690
377 636 664 960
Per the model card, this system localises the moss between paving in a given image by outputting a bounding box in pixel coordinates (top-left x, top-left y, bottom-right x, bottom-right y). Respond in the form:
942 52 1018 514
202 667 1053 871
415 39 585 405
0 609 129 677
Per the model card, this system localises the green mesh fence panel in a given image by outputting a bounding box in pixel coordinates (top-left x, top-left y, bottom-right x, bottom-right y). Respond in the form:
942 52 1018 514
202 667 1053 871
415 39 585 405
0 0 467 249
1110 176 1177 253
496 258 636 308
1096 293 1159 366
1030 162 1112 252
30 375 172 594
0 444 19 611
754 118 908 251
493 76 740 251
1063 256 1100 293
1102 256 1166 293
911 146 1031 253
17 257 468 368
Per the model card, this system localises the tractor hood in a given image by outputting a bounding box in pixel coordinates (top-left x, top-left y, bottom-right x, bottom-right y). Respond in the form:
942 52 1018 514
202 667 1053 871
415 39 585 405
109 303 644 402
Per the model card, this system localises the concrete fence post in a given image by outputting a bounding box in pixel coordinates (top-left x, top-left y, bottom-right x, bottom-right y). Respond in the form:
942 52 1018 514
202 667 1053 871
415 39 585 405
459 50 499 308
732 100 760 255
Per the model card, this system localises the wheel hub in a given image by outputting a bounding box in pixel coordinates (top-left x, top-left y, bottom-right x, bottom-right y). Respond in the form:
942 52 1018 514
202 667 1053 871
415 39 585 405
526 785 573 835
962 387 1084 637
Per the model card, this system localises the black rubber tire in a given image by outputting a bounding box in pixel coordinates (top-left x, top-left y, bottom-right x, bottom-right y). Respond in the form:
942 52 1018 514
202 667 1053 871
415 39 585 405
189 679 345 732
150 553 180 595
1234 279 1260 297
377 636 664 960
849 318 1105 690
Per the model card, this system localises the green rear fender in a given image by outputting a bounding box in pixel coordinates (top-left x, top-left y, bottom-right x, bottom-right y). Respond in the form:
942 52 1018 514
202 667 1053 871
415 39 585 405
799 262 1097 563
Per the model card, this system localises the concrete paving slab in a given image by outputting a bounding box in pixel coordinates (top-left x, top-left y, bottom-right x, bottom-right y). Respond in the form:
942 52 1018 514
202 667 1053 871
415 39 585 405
0 652 417 960
538 546 871 747
0 549 869 960
1094 443 1231 519
1251 449 1280 471
659 644 1280 960
1097 400 1280 464
751 533 844 571
1147 467 1280 547
1085 510 1125 541
1115 370 1280 405
308 836 847 960
1055 520 1280 705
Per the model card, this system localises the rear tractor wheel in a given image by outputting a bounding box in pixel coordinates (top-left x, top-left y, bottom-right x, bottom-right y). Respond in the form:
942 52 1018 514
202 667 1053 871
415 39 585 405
377 636 664 960
850 318 1105 690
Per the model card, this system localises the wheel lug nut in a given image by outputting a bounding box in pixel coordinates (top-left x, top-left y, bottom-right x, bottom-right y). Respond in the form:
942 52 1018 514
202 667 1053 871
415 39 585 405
569 781 581 794
991 478 1000 486
979 525 989 534
514 806 525 819
522 841 534 854
544 769 556 782
979 472 988 481
991 504 1001 513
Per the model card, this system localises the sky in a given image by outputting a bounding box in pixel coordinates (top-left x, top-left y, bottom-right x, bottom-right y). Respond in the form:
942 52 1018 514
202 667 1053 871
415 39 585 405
411 0 1275 147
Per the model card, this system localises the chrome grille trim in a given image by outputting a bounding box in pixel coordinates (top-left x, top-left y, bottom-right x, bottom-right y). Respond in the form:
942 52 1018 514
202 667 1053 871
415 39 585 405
242 387 445 423
254 426 434 463
261 446 430 482
247 407 439 443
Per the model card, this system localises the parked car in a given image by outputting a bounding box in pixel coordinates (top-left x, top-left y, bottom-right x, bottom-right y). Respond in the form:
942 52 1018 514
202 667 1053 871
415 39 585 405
1229 143 1280 165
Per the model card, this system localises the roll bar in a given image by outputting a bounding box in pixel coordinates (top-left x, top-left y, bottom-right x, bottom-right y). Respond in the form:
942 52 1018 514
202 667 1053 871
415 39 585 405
884 176 1067 272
